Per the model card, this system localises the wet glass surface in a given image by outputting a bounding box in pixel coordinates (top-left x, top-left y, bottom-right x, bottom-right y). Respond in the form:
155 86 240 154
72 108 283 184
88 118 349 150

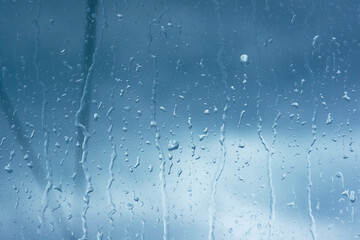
0 0 359 239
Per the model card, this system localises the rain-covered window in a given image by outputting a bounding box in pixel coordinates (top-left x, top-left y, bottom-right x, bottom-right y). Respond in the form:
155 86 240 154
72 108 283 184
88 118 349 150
0 0 359 239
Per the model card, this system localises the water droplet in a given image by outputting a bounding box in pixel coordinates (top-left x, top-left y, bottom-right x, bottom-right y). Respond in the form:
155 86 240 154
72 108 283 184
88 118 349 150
126 203 134 210
291 102 299 108
168 140 179 151
326 113 333 125
312 35 319 47
349 191 356 202
240 54 249 65
342 91 350 101
93 113 100 121
4 163 13 173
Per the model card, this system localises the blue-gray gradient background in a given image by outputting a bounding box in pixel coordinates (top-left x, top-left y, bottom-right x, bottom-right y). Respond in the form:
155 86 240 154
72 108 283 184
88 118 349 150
1 0 360 239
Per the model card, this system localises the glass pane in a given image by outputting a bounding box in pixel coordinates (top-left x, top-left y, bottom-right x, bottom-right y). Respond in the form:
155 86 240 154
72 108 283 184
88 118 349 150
0 0 359 239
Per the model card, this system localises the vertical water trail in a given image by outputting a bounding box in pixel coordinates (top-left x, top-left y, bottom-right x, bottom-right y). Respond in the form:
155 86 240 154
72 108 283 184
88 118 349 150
74 0 106 238
208 107 228 240
106 89 117 240
147 7 170 239
186 108 197 220
208 1 229 239
147 8 169 54
271 112 281 147
34 2 54 237
40 129 52 230
269 111 281 238
141 219 145 240
124 208 135 239
256 88 277 240
237 110 246 128
307 106 318 240
75 0 106 202
150 54 169 240
304 32 318 239
186 106 195 157
75 0 98 194
75 111 92 240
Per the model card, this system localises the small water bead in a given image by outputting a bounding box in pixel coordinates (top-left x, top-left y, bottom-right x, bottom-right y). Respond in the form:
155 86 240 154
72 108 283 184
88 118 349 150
240 54 249 65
